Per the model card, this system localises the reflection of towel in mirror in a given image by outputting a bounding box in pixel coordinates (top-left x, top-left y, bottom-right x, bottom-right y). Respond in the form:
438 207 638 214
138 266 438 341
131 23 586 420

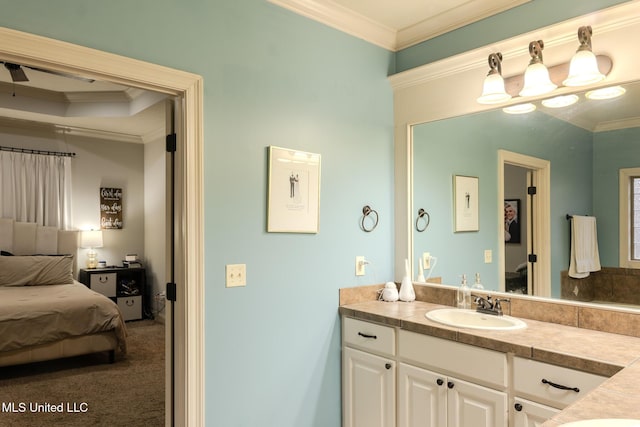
568 215 601 279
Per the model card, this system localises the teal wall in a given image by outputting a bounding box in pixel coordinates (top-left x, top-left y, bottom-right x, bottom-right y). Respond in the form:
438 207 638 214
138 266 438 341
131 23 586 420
593 127 640 266
395 0 631 73
0 1 394 426
413 110 593 296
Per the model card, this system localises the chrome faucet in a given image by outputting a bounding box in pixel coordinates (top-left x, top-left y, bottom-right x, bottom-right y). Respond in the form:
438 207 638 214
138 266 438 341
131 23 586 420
471 294 510 316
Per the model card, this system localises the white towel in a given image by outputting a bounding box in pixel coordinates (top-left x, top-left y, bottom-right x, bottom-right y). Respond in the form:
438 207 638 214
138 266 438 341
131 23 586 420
568 215 601 279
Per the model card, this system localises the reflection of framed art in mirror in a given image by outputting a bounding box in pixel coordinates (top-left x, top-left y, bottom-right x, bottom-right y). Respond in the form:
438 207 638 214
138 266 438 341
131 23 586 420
453 175 479 232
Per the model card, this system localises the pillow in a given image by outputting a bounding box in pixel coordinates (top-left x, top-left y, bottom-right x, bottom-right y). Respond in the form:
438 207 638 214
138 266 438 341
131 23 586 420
1 250 13 256
0 255 74 286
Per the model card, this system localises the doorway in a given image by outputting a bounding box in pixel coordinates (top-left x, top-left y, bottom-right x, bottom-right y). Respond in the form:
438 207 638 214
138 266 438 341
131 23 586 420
0 26 204 426
498 150 551 297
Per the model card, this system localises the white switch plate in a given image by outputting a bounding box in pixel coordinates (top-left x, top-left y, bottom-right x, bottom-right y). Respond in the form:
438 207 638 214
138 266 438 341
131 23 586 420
226 264 246 287
423 252 431 269
484 250 492 264
355 256 365 276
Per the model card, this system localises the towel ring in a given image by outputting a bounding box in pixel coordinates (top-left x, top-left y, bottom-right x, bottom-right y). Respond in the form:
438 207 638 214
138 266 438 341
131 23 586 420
416 208 431 232
360 205 379 232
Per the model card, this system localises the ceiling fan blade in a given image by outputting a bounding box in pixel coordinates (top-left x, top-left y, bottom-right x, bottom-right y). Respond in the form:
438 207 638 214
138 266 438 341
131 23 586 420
24 65 95 83
3 63 29 82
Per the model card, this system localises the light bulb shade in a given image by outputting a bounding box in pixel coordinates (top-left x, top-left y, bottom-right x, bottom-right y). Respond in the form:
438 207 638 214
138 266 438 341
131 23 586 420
541 94 579 108
477 73 512 104
519 62 557 97
503 103 536 115
563 49 604 86
80 230 103 248
585 85 626 100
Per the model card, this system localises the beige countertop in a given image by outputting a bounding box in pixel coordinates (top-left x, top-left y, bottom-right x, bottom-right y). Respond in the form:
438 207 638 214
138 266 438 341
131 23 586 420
340 299 640 425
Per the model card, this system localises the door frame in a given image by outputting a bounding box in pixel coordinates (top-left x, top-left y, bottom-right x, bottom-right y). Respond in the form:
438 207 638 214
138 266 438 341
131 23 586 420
498 150 550 297
0 27 204 426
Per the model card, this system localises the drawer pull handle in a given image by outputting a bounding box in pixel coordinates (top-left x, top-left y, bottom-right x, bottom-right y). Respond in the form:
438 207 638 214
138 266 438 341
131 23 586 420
357 332 377 339
385 363 392 370
436 379 444 386
542 378 580 393
447 381 454 389
99 276 109 283
514 403 523 412
126 300 135 306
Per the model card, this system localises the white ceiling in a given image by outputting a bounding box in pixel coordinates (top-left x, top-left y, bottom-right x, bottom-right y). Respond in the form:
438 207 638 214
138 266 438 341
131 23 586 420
0 63 167 143
269 0 531 51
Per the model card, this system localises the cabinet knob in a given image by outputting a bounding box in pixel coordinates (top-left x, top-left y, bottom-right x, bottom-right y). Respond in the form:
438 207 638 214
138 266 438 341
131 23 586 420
447 381 454 389
385 363 392 370
436 378 444 386
514 403 523 412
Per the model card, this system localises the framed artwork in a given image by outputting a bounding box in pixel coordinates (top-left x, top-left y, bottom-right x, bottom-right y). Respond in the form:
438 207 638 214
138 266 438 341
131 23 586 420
267 146 321 233
504 199 521 243
453 175 479 232
100 187 123 229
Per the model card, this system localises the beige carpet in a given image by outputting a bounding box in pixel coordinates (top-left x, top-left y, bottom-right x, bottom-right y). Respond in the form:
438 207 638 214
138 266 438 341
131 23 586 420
0 320 165 427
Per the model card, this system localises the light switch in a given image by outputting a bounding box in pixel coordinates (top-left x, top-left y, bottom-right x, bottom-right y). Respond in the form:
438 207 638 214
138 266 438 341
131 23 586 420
484 250 492 264
226 264 246 287
355 256 366 276
423 252 431 269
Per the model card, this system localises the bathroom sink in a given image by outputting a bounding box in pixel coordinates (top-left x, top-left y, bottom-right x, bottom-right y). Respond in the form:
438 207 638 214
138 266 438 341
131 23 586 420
559 421 640 427
425 308 527 331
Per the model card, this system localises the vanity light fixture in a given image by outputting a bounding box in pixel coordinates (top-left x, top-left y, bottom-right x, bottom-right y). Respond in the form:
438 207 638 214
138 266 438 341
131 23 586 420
519 40 557 97
563 26 605 87
585 85 626 100
477 53 512 104
541 94 579 108
503 103 536 115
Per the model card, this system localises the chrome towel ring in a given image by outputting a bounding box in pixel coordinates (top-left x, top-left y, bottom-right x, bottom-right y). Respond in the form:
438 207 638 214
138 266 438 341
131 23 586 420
360 205 379 232
416 208 430 232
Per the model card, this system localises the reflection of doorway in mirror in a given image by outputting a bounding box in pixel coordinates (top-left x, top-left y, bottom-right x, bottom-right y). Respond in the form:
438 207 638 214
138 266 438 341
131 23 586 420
504 164 529 294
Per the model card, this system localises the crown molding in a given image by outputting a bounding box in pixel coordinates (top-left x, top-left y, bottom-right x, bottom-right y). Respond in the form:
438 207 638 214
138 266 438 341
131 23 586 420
268 0 397 51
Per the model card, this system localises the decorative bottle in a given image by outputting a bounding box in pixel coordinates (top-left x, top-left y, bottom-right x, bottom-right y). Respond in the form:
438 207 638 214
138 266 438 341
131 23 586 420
456 274 471 309
399 259 416 302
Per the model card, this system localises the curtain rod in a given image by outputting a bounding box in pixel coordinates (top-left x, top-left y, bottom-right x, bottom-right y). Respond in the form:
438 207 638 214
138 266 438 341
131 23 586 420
0 145 75 157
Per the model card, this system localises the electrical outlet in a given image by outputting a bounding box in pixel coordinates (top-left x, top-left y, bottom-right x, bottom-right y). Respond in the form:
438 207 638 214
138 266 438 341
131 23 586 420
226 264 246 287
484 250 492 264
423 252 431 269
355 256 366 276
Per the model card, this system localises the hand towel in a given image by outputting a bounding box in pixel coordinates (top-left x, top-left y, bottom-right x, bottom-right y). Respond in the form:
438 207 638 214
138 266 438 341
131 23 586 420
568 215 601 279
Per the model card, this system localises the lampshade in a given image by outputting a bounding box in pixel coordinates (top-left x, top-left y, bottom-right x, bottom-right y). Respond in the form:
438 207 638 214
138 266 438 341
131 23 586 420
503 103 536 115
585 85 626 100
519 41 557 97
563 26 605 87
80 230 103 248
477 53 511 105
541 94 579 109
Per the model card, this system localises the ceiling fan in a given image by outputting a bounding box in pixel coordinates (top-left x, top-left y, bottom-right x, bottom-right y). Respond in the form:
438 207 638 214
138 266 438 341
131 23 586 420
1 61 95 83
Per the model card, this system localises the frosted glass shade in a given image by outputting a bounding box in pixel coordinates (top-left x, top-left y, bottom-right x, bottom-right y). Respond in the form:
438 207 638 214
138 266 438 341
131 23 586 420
80 230 103 248
563 50 605 87
477 73 512 104
519 63 557 97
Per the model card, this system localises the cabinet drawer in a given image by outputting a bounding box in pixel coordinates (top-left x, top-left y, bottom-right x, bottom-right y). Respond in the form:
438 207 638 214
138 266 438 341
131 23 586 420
398 330 507 389
343 317 395 356
513 357 607 409
90 273 117 297
118 296 142 321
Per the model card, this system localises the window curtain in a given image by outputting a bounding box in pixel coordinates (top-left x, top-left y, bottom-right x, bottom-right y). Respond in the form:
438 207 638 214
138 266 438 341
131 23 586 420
0 151 72 229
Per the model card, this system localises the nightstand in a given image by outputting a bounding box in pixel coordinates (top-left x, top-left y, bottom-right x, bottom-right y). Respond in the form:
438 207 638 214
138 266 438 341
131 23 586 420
79 267 147 321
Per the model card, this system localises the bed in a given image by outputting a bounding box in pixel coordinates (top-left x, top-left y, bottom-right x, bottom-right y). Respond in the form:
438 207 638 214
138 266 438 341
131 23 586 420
0 218 127 367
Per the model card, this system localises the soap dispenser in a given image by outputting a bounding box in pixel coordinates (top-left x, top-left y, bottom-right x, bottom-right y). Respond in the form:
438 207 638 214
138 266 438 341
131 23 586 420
399 259 416 302
456 274 471 309
472 273 484 290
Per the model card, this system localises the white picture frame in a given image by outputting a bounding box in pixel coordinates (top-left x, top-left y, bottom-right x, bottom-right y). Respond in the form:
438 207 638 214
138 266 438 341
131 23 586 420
453 175 479 232
267 146 321 233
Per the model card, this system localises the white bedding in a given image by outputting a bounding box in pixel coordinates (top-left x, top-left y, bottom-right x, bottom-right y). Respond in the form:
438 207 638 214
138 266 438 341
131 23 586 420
0 280 127 354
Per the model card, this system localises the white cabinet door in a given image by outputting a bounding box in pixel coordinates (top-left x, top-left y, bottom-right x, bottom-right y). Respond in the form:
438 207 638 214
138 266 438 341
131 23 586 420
447 377 508 427
513 397 560 427
398 363 446 427
343 347 395 427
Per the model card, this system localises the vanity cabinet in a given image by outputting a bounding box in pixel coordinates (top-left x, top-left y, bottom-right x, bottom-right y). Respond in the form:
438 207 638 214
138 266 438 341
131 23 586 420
342 317 396 427
398 330 508 427
511 357 606 426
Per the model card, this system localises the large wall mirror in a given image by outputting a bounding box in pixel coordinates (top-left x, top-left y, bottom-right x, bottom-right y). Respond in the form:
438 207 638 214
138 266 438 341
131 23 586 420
412 80 640 299
393 1 640 311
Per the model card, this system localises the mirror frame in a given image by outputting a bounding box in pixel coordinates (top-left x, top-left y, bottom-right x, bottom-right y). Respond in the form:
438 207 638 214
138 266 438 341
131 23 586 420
391 2 640 289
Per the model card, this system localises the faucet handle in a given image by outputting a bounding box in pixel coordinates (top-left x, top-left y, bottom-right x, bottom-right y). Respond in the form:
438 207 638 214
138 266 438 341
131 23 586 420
494 298 511 314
